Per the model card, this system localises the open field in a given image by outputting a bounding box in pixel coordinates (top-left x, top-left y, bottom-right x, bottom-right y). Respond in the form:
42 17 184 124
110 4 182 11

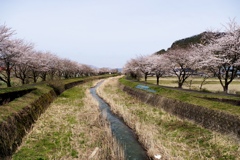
13 81 124 160
97 77 240 159
144 76 240 94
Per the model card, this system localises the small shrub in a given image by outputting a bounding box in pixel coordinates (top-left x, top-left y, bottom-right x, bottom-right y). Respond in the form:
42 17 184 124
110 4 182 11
201 88 211 93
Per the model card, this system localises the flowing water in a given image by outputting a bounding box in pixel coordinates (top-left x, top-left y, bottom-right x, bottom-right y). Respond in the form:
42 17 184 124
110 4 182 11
90 81 150 160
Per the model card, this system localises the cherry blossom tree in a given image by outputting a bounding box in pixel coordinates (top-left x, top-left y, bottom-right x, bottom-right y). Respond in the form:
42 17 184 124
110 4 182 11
135 55 152 81
68 61 79 78
123 58 142 80
110 68 119 74
61 59 75 79
38 52 52 81
165 48 199 88
0 38 26 87
0 24 14 43
47 53 61 80
195 21 240 93
98 67 110 75
0 25 16 87
149 54 168 85
78 64 96 76
13 42 34 84
27 51 47 83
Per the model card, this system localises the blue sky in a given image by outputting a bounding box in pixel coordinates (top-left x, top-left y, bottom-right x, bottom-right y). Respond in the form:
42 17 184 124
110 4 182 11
1 0 240 68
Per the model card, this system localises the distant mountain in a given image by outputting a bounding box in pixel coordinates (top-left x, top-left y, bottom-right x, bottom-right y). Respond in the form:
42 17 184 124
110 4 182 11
117 68 122 72
154 31 226 54
170 31 226 49
154 49 166 55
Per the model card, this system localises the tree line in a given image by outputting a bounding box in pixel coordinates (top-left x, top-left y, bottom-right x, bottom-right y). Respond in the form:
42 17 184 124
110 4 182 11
123 20 240 93
0 24 118 87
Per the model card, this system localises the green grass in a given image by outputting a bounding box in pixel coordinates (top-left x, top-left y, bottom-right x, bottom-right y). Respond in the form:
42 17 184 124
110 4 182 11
12 83 91 160
0 84 53 123
0 85 34 94
120 78 240 116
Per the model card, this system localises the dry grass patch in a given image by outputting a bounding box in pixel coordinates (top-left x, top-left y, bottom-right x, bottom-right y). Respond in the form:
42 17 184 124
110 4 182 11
97 77 240 160
13 81 124 160
145 76 240 93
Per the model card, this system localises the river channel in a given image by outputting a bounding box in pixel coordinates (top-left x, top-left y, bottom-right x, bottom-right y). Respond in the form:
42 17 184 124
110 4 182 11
90 81 150 160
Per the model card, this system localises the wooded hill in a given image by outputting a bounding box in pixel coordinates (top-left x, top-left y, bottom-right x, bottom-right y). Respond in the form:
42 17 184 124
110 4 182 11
155 31 226 54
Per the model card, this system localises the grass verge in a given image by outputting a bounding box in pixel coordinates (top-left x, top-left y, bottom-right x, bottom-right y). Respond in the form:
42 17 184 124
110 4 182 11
97 76 240 160
13 80 124 160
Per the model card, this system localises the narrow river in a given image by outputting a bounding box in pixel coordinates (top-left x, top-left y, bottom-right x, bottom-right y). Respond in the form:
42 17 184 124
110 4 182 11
90 81 150 160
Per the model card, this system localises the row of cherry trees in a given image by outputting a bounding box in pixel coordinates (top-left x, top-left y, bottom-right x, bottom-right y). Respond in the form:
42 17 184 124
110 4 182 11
123 20 240 93
0 24 116 87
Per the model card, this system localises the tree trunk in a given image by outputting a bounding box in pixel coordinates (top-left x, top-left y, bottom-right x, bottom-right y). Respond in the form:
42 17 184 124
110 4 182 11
6 66 11 87
41 73 47 81
156 75 160 85
50 71 54 80
178 82 183 88
199 77 207 90
7 76 11 87
32 71 38 83
21 79 25 85
223 84 228 93
144 73 147 81
33 75 37 83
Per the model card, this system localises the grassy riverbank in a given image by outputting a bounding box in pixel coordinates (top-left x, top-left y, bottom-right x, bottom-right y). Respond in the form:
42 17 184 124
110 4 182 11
97 77 240 159
121 78 240 117
13 81 124 160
